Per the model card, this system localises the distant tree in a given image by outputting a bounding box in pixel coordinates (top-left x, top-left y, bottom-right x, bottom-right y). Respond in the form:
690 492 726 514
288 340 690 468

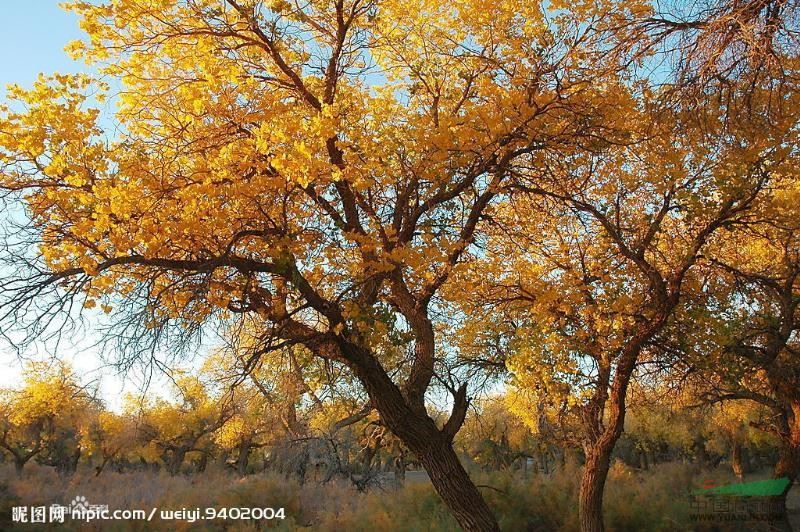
680 181 800 513
135 374 231 476
0 361 95 476
82 409 142 476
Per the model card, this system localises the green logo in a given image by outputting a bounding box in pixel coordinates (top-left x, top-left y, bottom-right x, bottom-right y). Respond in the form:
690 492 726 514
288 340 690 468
693 477 791 497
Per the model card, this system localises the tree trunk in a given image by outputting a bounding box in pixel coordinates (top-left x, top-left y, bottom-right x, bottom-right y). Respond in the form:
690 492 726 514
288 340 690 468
416 436 499 532
394 452 406 486
14 457 25 478
236 441 251 476
95 455 110 477
196 451 208 473
166 448 186 476
731 441 744 481
769 402 800 531
693 436 711 468
775 403 800 483
639 449 649 471
340 341 500 531
775 438 800 482
579 447 613 532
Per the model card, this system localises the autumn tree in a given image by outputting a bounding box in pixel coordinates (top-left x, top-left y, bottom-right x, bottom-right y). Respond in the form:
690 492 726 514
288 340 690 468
0 361 95 477
456 395 538 472
207 345 317 475
673 180 800 514
0 1 646 528
619 0 799 99
82 409 145 476
135 374 231 475
450 82 797 530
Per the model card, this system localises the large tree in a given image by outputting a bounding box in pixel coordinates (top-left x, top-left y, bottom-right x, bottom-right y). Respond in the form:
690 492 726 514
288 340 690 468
0 1 638 529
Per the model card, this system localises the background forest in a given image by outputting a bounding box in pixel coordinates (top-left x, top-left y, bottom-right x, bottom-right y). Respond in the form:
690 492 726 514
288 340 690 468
0 0 799 531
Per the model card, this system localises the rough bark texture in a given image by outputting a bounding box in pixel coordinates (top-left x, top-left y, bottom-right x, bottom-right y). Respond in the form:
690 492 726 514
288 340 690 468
417 436 499 532
579 448 613 532
235 441 251 476
333 341 498 531
775 404 800 483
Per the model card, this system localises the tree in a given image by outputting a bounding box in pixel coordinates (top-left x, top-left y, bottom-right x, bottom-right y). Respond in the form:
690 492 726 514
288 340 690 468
0 361 94 477
0 395 45 477
457 395 538 472
136 374 231 475
82 409 142 476
449 84 796 530
0 1 640 528
681 180 800 512
618 0 799 102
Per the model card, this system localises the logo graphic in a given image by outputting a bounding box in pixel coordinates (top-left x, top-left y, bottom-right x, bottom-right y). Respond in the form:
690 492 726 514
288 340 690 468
693 477 791 497
689 477 791 523
70 496 89 514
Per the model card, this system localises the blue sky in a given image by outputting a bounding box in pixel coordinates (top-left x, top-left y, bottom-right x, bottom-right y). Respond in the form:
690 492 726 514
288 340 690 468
0 3 87 93
0 3 173 408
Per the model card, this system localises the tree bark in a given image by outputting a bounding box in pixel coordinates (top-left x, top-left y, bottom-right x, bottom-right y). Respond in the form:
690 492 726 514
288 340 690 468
165 448 187 476
338 341 500 531
235 441 251 476
14 457 25 478
579 446 613 532
731 440 744 481
775 402 800 483
416 435 499 532
774 408 800 521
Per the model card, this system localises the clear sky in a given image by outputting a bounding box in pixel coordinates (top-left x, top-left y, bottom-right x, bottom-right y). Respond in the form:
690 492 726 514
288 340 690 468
0 2 176 409
0 3 87 93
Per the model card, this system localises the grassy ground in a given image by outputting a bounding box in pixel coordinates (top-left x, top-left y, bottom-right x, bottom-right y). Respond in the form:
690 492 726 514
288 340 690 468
0 460 795 531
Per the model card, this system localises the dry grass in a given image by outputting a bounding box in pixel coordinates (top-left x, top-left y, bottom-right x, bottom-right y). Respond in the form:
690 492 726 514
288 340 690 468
0 460 750 531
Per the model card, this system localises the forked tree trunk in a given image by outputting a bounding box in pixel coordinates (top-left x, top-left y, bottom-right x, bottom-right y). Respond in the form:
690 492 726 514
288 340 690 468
342 342 499 532
577 341 641 532
579 446 613 532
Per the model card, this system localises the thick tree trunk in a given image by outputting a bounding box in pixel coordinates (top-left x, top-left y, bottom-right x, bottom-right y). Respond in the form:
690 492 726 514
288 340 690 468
577 338 641 532
769 402 800 530
775 403 800 483
775 439 800 482
774 421 800 519
416 435 499 532
340 341 500 531
14 458 25 478
579 446 613 532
